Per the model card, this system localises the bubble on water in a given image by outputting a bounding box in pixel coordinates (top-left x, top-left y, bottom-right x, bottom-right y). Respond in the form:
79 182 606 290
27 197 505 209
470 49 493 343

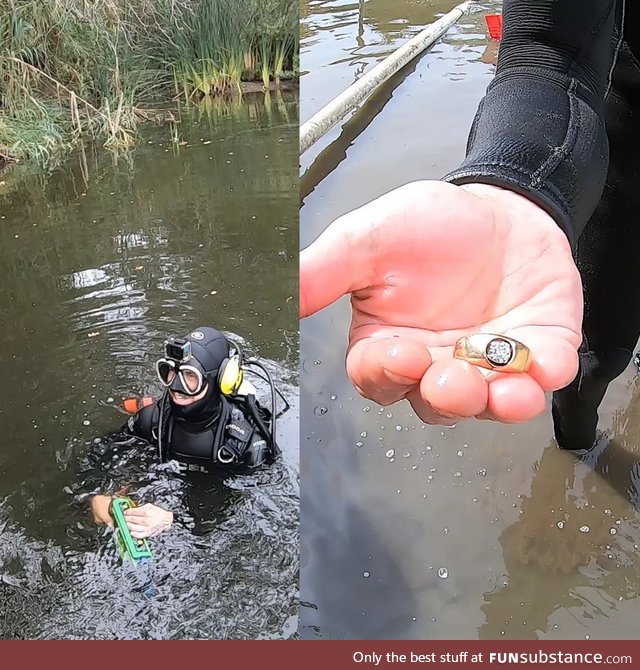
396 425 402 431
386 412 393 419
557 521 564 529
362 406 371 412
412 465 418 470
477 468 487 477
363 571 370 578
313 360 321 365
579 525 590 533
427 475 433 481
437 567 448 579
386 449 395 458
314 406 328 416
330 394 337 401
403 452 411 458
355 441 364 448
604 509 612 515
610 528 617 535
107 397 114 403
83 420 90 426
426 445 432 451
360 431 367 437
443 528 449 535
457 450 464 457
454 472 462 478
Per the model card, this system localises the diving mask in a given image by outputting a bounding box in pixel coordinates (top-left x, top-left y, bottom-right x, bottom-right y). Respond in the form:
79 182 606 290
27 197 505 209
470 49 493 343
156 358 207 396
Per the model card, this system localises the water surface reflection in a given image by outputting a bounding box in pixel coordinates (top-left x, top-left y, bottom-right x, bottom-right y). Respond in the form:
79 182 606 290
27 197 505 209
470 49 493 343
0 92 299 639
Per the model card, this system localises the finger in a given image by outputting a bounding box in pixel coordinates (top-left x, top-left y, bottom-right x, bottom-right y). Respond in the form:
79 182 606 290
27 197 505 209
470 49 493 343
126 521 150 534
124 508 147 519
300 203 382 318
406 388 459 426
346 337 432 406
419 359 489 418
485 374 546 423
130 528 151 539
511 331 580 392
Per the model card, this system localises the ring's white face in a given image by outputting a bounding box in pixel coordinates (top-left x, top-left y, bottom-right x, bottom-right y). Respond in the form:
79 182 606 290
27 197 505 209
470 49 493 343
170 383 209 406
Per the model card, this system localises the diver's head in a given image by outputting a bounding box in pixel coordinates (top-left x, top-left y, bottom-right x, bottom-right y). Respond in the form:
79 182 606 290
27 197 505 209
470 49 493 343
156 327 231 422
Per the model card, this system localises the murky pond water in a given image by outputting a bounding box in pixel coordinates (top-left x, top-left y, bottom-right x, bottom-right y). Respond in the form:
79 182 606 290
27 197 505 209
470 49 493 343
0 92 299 639
300 0 640 640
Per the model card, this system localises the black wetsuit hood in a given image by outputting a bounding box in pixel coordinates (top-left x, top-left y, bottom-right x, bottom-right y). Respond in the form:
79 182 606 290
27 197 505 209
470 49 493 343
168 327 230 425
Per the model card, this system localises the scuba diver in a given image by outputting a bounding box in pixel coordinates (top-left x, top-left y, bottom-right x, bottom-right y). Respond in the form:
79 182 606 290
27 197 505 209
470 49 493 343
90 326 285 539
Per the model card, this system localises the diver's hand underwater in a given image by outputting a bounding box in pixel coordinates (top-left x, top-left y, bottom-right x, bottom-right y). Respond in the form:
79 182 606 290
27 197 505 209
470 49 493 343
91 494 115 527
91 494 173 538
123 503 173 539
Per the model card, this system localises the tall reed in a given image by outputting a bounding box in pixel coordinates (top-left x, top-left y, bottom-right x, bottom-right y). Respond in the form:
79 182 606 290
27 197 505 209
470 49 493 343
0 0 298 168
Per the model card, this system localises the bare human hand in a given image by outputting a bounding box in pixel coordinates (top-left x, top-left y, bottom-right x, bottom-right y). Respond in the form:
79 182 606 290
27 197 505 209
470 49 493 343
90 494 114 527
300 181 583 425
124 503 173 539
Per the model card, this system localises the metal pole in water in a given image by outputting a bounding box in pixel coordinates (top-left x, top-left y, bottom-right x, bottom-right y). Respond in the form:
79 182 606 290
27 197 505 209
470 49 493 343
299 0 474 155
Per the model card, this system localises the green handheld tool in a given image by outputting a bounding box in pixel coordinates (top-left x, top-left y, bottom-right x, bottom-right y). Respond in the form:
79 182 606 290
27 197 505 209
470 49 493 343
110 497 152 564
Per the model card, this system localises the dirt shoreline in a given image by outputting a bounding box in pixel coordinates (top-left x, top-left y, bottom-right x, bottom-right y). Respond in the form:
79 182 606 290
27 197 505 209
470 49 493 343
0 79 299 176
241 79 298 93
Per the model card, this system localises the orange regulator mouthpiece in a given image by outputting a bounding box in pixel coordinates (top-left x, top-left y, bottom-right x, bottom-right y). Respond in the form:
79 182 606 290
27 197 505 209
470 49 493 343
123 396 154 414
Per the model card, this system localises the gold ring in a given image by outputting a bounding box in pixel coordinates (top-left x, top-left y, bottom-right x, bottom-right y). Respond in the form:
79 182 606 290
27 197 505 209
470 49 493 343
453 333 531 373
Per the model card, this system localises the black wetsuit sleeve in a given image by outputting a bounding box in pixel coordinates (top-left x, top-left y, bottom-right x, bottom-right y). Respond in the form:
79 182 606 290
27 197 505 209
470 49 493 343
122 403 159 443
442 0 620 247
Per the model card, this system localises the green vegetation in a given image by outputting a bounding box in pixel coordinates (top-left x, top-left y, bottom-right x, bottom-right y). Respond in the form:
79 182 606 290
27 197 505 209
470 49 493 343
0 0 298 169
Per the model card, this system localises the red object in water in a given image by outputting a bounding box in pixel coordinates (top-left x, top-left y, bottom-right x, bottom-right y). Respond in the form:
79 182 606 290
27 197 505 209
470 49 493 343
485 14 503 40
123 396 154 414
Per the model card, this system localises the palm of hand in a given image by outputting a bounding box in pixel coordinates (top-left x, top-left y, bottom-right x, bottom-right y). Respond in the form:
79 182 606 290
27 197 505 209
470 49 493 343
302 182 583 423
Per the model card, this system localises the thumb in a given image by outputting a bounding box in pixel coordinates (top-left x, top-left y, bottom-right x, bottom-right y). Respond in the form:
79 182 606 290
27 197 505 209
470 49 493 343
300 181 461 318
300 204 377 318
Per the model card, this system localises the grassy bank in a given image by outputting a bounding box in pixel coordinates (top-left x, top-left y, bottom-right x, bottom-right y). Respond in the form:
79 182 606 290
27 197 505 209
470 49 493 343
0 0 298 169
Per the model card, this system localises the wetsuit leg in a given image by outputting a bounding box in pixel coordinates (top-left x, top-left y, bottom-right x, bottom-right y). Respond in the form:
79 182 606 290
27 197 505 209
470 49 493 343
552 42 640 450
